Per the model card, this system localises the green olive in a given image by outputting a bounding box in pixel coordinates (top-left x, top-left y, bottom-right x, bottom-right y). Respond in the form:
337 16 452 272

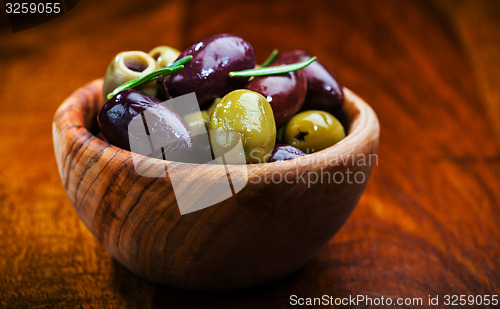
182 110 212 161
183 110 209 135
102 51 158 103
283 110 345 153
149 46 181 68
206 97 221 117
209 90 276 164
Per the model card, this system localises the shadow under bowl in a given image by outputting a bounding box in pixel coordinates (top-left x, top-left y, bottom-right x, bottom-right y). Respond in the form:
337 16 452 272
52 79 379 290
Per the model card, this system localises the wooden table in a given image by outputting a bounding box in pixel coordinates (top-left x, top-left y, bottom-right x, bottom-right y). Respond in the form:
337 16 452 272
0 0 498 307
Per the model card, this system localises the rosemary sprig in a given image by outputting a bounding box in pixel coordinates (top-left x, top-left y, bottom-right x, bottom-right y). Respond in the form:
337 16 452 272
106 55 193 99
229 57 316 77
260 49 278 67
168 55 193 67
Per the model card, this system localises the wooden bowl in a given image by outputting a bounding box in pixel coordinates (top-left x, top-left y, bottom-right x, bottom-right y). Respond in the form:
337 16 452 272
52 79 379 290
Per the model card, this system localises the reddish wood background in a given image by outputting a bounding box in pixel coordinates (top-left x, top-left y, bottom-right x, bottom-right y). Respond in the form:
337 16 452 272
0 0 499 307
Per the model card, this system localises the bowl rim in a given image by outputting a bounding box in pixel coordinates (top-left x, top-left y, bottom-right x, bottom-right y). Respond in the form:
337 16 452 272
54 78 379 173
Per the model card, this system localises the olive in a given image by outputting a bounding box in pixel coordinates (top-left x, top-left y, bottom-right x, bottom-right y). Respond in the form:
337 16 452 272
98 89 194 161
268 144 306 162
206 97 221 117
283 110 345 153
245 62 307 127
209 89 276 164
167 34 256 107
182 110 212 162
149 46 181 68
273 50 344 114
102 51 158 103
183 110 209 136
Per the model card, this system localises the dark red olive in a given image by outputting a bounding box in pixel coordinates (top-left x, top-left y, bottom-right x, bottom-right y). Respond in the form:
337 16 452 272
245 62 307 127
273 50 344 114
167 34 256 107
268 144 306 162
98 89 194 161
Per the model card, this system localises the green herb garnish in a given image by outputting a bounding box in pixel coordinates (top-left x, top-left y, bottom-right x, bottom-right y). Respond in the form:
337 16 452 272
106 55 193 99
229 57 316 77
168 55 194 67
260 49 278 67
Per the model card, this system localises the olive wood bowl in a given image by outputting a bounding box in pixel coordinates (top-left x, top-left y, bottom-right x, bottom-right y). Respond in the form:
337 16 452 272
52 79 379 290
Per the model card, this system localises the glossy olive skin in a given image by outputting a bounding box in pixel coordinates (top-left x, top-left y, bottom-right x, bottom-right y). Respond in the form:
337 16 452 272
283 110 345 154
245 62 307 127
98 90 194 161
209 90 276 164
268 144 306 162
274 50 344 114
167 34 256 107
206 97 221 117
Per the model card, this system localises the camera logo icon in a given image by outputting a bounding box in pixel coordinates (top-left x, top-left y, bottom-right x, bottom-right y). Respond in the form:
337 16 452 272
127 93 248 215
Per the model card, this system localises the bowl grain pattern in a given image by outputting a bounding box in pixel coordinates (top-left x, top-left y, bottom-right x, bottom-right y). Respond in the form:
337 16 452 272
52 79 379 290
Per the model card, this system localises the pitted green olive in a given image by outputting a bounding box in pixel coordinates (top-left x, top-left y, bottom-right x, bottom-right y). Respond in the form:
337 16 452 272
283 110 345 153
102 51 158 103
209 89 276 164
149 46 181 68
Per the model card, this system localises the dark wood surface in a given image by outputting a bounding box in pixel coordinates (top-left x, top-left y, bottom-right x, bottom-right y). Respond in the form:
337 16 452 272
0 0 499 307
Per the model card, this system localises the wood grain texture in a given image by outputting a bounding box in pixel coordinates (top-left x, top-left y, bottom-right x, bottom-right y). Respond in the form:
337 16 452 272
0 0 499 307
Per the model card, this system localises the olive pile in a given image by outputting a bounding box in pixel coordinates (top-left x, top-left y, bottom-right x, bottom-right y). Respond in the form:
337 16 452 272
98 34 346 164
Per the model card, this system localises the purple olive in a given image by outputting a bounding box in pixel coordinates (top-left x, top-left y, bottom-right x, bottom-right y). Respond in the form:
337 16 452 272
98 89 194 161
274 50 344 114
245 62 307 128
167 34 256 107
268 144 306 162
